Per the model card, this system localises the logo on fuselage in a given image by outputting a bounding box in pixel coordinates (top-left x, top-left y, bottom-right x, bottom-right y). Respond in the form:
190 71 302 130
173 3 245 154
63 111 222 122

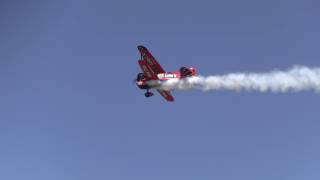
157 73 177 79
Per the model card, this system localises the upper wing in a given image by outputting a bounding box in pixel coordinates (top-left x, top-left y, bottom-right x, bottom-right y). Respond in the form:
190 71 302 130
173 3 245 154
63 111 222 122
157 90 175 102
138 59 157 80
138 46 165 80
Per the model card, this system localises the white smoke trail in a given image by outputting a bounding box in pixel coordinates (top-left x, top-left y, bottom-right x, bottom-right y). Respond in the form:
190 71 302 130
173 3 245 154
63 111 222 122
159 66 320 93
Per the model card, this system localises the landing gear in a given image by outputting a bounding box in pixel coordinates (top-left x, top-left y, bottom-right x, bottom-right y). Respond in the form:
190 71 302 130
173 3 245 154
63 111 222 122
144 91 154 98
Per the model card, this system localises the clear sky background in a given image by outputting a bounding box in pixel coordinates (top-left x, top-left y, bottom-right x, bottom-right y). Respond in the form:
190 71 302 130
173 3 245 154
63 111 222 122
1 0 320 179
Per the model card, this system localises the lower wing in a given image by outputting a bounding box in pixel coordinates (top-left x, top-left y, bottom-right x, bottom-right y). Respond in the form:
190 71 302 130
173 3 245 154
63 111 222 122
157 90 175 102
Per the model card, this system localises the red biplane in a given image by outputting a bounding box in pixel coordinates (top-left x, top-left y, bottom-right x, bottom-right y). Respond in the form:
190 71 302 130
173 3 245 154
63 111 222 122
136 45 196 102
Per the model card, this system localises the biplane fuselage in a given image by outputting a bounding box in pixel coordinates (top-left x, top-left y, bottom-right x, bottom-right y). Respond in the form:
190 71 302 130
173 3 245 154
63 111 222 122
136 70 196 89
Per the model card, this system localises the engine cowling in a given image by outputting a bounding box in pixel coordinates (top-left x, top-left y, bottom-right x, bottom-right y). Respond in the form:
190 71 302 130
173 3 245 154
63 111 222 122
136 73 145 81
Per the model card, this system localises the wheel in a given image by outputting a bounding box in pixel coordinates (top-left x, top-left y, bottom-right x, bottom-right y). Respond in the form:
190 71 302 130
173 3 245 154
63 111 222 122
145 92 154 97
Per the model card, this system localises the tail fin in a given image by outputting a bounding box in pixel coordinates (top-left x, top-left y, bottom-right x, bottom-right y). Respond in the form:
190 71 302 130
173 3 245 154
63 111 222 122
180 67 196 77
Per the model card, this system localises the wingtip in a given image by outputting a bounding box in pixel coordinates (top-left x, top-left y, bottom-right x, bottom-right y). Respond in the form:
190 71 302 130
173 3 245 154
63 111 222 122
137 45 146 50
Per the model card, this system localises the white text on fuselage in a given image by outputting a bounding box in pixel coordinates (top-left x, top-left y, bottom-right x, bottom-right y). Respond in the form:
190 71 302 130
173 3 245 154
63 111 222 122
157 73 177 79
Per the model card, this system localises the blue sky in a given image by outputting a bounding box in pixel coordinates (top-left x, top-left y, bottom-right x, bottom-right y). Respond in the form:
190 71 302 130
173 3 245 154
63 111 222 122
1 0 320 179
